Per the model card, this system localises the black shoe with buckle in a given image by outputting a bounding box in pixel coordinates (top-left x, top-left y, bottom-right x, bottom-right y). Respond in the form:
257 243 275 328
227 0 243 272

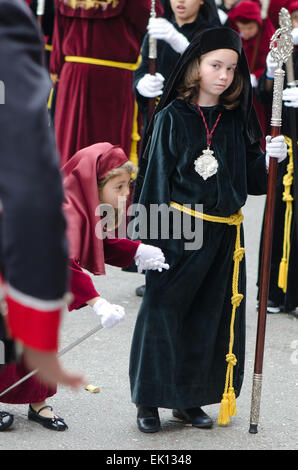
137 406 160 433
28 404 68 431
172 407 213 428
0 411 14 431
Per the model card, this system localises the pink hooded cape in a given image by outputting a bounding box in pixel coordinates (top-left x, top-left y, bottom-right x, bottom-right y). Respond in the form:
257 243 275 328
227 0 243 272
62 142 128 275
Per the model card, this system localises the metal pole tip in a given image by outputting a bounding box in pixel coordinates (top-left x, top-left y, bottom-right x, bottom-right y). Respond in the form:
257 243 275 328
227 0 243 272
249 424 258 434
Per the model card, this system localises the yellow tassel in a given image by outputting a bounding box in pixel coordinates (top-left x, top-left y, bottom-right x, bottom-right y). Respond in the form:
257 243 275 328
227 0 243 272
217 393 230 426
278 258 288 292
228 387 237 417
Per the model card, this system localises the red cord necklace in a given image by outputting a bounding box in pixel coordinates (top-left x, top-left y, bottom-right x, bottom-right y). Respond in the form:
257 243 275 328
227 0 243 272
194 104 222 180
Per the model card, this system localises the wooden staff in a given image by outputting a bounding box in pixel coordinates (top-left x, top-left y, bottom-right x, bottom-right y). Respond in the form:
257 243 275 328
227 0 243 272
249 8 293 435
148 0 157 122
285 55 298 247
36 0 45 29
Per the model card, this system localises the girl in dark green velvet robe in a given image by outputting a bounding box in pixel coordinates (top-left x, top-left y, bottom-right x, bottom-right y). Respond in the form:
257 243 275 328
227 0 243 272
129 27 287 433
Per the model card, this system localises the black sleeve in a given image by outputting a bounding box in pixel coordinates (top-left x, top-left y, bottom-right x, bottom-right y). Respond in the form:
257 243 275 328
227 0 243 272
0 0 68 300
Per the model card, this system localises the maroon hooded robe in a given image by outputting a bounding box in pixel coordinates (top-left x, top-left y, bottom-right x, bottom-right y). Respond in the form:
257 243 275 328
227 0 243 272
50 0 163 166
228 1 275 143
61 143 141 310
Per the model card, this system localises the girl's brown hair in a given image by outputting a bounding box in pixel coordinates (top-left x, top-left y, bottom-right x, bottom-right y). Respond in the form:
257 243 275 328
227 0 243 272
176 53 244 110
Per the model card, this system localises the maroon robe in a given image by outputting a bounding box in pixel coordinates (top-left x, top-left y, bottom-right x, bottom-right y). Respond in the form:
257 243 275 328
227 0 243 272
251 0 292 29
50 0 163 166
228 1 275 145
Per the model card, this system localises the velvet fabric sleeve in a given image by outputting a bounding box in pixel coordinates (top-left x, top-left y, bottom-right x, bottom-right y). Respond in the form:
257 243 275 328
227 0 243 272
68 260 99 311
49 7 65 80
138 109 179 208
122 0 163 34
103 237 141 267
245 139 268 195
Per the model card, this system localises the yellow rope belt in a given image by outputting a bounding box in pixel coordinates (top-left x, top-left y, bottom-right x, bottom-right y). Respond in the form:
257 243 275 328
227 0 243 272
170 201 245 426
64 54 141 71
278 135 296 293
64 55 141 165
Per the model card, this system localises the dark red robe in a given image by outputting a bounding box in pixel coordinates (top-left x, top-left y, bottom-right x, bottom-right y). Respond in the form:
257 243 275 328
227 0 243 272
50 0 163 166
251 0 292 29
228 1 275 144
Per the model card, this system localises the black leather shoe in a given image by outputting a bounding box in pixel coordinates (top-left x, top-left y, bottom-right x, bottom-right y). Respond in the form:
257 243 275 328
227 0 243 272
137 406 160 433
135 285 145 297
172 407 213 428
28 404 68 431
0 411 14 431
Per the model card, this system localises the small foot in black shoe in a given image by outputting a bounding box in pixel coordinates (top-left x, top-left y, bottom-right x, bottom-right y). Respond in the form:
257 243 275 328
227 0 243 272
172 407 213 428
28 405 68 431
135 285 145 297
0 411 14 431
137 406 160 433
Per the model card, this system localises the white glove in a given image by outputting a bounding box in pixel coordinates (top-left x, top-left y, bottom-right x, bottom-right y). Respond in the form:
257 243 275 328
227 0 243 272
291 27 298 46
217 9 228 25
282 86 298 108
250 73 258 88
266 51 278 79
93 298 125 328
134 244 169 274
265 135 287 169
147 18 189 54
136 73 165 98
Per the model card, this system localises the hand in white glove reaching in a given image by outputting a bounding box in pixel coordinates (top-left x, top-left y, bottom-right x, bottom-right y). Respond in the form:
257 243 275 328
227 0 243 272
134 244 169 274
266 51 278 79
147 18 189 54
136 73 165 98
93 298 125 328
282 86 298 108
265 135 287 169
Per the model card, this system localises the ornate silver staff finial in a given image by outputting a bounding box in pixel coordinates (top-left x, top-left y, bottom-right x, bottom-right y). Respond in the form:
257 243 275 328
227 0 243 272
270 8 293 126
149 0 157 60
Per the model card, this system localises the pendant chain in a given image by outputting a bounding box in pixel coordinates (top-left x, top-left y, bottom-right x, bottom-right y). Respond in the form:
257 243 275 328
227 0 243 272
195 104 222 149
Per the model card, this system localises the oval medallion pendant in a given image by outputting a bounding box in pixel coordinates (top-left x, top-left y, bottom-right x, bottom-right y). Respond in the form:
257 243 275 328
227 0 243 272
194 147 218 180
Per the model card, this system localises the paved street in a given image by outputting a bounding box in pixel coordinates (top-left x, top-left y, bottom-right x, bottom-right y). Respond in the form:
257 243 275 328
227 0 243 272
0 194 297 450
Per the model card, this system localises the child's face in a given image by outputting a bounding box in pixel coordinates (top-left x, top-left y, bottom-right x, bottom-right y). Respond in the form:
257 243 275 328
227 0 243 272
99 171 131 209
236 21 259 40
197 49 238 105
170 0 203 26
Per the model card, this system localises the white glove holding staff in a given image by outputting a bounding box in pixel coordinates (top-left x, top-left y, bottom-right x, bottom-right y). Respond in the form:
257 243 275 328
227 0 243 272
134 244 169 274
136 73 165 98
265 51 278 79
147 18 189 54
265 135 287 169
93 298 125 328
